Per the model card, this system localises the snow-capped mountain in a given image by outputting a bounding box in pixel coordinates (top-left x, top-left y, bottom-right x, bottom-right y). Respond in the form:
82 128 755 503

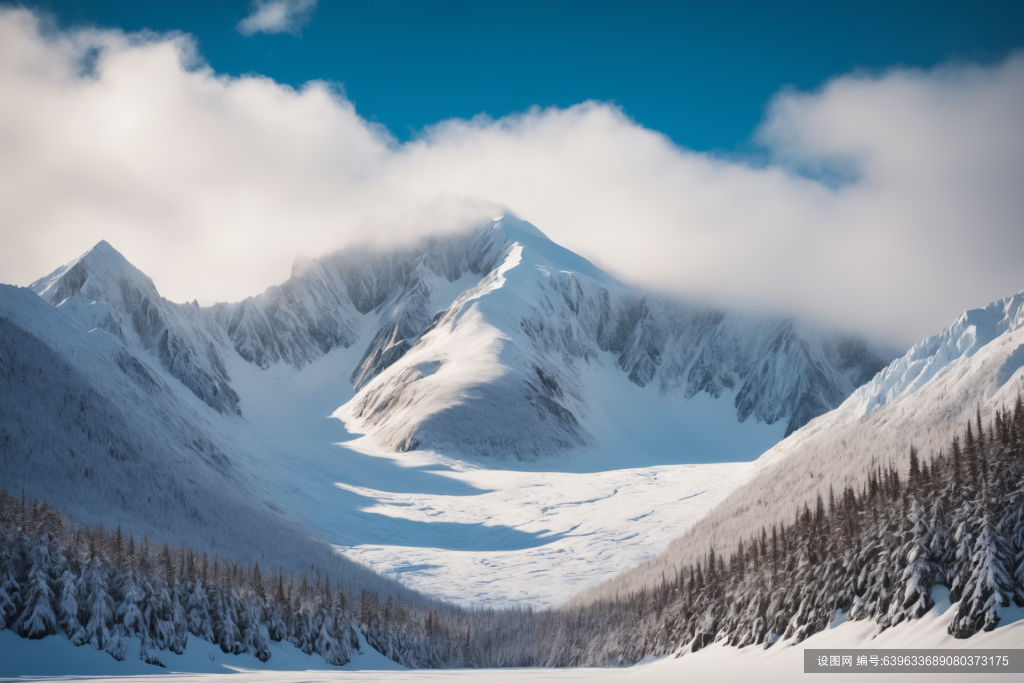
24 215 889 461
838 290 1024 417
755 288 1024 471
2 214 891 605
586 288 1024 601
338 217 890 458
29 240 243 415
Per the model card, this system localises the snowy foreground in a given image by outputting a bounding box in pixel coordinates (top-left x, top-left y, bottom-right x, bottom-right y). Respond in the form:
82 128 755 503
3 588 1021 681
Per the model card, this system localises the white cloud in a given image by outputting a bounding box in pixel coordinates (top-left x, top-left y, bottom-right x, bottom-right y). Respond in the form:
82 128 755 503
237 0 317 36
1 8 1022 348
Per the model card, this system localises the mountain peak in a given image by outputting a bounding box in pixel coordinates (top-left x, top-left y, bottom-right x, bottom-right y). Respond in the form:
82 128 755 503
845 288 1024 417
29 239 151 304
483 214 615 286
490 214 551 242
80 239 134 271
89 238 119 255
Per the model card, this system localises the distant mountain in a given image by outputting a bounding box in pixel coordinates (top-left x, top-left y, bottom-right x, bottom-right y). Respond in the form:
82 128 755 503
582 288 1024 602
23 215 890 461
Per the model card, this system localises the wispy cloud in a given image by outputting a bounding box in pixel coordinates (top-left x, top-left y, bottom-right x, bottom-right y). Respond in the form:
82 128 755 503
1 8 1022 347
237 0 317 36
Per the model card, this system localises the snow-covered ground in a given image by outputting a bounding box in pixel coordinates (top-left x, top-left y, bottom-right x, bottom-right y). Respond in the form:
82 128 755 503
4 588 1021 681
329 442 750 606
0 622 405 678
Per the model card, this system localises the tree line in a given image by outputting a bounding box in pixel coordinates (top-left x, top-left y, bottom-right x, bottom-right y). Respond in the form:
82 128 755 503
0 491 475 668
2 395 1022 669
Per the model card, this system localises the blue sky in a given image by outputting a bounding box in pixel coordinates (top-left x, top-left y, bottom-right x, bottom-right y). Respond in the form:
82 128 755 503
24 0 1024 152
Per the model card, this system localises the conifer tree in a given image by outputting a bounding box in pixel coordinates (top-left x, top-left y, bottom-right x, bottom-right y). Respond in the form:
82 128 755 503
0 531 19 630
79 553 123 660
266 574 289 642
948 476 1015 637
114 538 145 642
901 495 935 619
12 535 58 639
57 564 83 644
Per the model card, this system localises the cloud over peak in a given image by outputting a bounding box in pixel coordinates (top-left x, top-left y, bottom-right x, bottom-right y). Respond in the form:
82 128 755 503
0 8 1022 348
237 0 317 36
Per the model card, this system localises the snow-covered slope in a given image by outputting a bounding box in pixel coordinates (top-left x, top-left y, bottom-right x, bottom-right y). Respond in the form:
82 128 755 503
0 283 414 601
755 288 1024 471
29 241 242 415
581 289 1024 602
829 290 1024 419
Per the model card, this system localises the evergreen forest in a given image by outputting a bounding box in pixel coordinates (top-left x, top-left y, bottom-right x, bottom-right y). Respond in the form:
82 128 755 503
2 397 1023 668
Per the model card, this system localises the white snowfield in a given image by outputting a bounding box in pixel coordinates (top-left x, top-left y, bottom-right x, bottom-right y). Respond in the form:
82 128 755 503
327 445 751 606
3 588 1021 681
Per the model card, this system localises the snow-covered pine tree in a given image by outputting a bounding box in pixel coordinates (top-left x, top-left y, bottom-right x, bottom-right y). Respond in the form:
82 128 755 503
1002 395 1024 607
690 548 722 650
851 478 890 623
134 539 165 667
948 464 1015 638
114 536 146 643
184 552 215 642
812 490 847 633
266 573 289 642
835 486 862 622
949 484 979 602
293 575 316 654
210 563 243 655
160 544 187 655
12 532 58 639
56 556 86 645
784 504 821 642
0 529 19 630
901 494 936 619
927 490 953 587
313 582 348 666
332 580 357 651
1010 479 1024 607
78 547 123 660
238 564 270 662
